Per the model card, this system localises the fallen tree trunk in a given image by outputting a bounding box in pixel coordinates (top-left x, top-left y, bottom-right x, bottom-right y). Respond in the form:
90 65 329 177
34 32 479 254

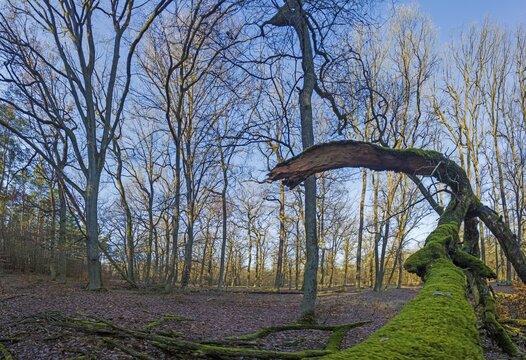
268 140 526 283
268 140 524 359
36 311 369 359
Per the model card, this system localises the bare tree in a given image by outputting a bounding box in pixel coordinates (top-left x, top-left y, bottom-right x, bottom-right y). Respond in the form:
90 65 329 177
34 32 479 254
0 0 171 289
264 0 319 322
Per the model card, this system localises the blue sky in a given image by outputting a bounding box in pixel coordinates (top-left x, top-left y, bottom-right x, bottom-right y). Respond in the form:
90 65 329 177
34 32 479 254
399 0 526 41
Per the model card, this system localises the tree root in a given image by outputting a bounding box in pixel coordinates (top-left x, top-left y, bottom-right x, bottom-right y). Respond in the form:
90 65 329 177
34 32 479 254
38 312 369 359
145 314 188 331
102 338 156 360
478 283 520 356
225 321 370 342
0 338 19 343
502 319 526 327
153 340 331 359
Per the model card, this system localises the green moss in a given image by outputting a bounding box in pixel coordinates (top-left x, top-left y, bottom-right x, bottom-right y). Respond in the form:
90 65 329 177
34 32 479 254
325 325 353 352
228 321 369 343
74 319 108 328
323 259 483 360
403 148 444 161
452 250 497 279
155 329 183 338
152 340 332 359
405 223 459 276
481 293 520 356
146 314 186 330
0 343 15 360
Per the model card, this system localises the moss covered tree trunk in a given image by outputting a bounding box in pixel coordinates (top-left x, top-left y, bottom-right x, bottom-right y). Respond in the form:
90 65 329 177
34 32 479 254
269 140 525 358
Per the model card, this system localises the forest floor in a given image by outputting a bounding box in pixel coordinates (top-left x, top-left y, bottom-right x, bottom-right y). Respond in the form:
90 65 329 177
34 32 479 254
0 273 519 359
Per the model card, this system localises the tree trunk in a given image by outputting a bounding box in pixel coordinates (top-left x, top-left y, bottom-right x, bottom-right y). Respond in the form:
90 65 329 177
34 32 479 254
113 140 135 285
165 116 182 291
269 140 525 357
217 168 228 289
49 184 57 281
58 180 67 284
246 216 253 287
145 194 155 284
85 172 102 290
267 0 318 323
181 215 194 288
274 181 286 289
356 169 367 288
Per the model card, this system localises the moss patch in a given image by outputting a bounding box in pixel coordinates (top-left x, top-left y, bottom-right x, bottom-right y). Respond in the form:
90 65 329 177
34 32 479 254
404 223 459 277
151 340 331 358
322 260 483 360
0 343 15 360
451 250 497 279
403 147 444 161
145 314 187 330
325 324 366 352
481 291 520 356
227 322 368 342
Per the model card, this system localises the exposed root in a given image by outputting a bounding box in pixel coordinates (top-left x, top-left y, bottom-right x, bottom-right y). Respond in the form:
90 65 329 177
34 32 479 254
479 288 521 357
153 340 331 359
501 319 526 327
326 323 368 351
102 338 156 360
145 314 187 330
0 338 19 343
225 321 370 342
36 312 368 359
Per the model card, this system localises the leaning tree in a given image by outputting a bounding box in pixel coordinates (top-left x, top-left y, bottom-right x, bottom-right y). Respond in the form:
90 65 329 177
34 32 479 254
269 140 526 358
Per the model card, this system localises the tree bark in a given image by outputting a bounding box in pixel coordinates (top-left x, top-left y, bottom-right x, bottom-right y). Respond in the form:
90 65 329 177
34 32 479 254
58 180 67 284
274 182 287 289
112 140 135 285
267 0 318 323
85 171 102 290
49 182 57 281
356 169 367 288
218 160 229 289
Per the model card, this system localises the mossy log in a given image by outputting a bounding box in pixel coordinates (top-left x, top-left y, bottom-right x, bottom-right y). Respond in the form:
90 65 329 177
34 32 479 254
225 321 370 342
41 313 367 359
145 314 187 330
268 140 526 285
324 259 483 359
268 140 524 359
